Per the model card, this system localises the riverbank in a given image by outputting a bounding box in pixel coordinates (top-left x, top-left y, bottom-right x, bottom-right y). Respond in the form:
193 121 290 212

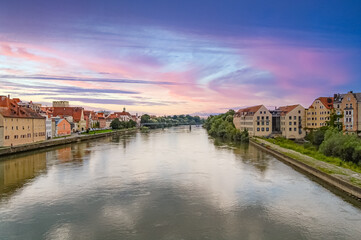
250 138 361 200
0 128 137 158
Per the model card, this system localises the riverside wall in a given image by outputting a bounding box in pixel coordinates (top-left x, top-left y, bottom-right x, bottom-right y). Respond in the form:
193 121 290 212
250 139 361 200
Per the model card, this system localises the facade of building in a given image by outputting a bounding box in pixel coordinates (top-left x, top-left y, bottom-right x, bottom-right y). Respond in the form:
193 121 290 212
279 104 306 139
54 118 71 136
115 108 132 122
334 91 361 134
0 96 46 147
233 105 272 137
96 113 107 128
306 97 334 129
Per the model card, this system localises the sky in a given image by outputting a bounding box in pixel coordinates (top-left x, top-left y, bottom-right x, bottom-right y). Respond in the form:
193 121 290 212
0 0 360 115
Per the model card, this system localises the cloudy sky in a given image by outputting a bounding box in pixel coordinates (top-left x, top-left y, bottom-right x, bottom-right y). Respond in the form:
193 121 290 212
0 0 360 115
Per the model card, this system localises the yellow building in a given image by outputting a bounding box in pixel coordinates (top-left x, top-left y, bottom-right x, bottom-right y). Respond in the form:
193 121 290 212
306 97 334 129
0 96 46 147
233 105 272 137
279 104 306 139
334 91 361 134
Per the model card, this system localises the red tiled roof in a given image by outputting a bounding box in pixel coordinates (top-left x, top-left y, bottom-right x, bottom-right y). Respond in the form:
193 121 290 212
0 96 44 119
114 111 131 116
278 105 299 116
53 107 84 122
237 105 263 113
318 97 334 109
235 105 263 116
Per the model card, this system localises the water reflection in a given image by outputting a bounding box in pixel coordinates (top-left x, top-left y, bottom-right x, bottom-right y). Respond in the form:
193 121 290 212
0 152 47 196
0 127 361 239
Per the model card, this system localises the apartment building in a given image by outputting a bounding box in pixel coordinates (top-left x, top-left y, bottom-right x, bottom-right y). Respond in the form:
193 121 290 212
306 97 334 129
334 91 361 134
0 96 46 147
279 104 306 139
233 105 272 137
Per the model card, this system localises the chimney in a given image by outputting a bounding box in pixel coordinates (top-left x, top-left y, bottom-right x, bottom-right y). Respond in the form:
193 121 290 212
350 90 353 93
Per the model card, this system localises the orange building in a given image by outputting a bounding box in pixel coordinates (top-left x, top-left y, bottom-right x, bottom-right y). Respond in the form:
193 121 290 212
54 119 71 136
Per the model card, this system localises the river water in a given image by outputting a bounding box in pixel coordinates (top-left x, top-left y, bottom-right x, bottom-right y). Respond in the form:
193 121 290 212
0 126 361 239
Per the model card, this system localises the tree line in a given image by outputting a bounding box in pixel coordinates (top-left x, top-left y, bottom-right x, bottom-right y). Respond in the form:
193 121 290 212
203 110 249 142
140 114 204 129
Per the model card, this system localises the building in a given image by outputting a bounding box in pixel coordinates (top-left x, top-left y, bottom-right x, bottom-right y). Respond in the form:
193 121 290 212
279 104 306 139
233 105 272 137
306 97 334 129
52 101 69 108
17 101 42 113
52 107 86 132
334 91 361 134
42 114 52 139
96 112 107 128
84 110 97 129
0 95 46 147
54 118 71 136
114 108 132 122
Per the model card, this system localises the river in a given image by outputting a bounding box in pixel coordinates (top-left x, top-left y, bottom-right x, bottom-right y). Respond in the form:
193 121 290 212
1 126 361 239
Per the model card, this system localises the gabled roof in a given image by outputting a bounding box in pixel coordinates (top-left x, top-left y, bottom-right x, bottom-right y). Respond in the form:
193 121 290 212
53 107 84 122
310 97 333 109
278 105 299 116
235 105 263 117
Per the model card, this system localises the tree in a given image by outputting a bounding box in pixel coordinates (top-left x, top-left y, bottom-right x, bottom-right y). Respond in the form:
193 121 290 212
141 114 150 123
110 118 122 129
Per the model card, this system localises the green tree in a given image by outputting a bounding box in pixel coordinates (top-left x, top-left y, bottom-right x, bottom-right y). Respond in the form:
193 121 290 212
141 114 151 123
110 118 122 129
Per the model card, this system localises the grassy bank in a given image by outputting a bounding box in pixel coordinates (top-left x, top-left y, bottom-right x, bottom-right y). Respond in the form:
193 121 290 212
82 129 113 135
262 137 361 173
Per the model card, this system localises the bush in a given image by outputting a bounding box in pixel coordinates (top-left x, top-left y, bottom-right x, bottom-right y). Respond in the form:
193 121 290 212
319 128 361 164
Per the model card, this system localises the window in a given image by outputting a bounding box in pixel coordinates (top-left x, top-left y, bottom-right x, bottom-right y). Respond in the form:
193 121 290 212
289 116 292 120
294 128 297 131
14 135 18 139
289 122 292 125
294 116 296 120
257 116 260 120
261 116 264 120
257 128 260 131
298 110 301 114
257 122 260 125
261 128 264 131
266 116 269 120
16 126 18 130
266 122 269 125
289 128 292 131
266 127 269 131
294 122 296 125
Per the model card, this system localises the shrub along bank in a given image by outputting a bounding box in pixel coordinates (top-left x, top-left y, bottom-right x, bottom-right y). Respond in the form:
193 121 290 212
263 127 361 173
203 110 249 142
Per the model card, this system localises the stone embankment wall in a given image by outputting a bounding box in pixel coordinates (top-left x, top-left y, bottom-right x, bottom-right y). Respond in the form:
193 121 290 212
250 139 361 200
